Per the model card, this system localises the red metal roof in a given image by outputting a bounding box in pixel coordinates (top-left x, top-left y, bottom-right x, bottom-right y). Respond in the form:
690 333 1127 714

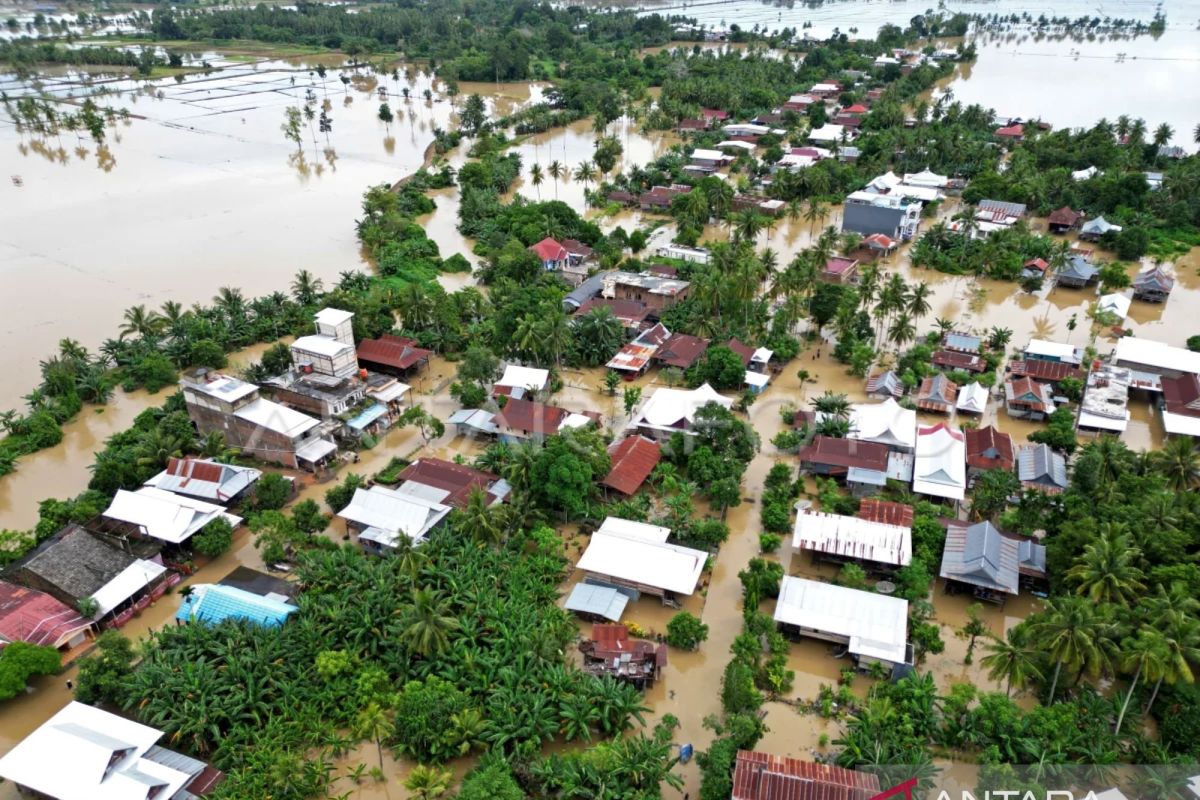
701 108 729 120
1008 359 1082 384
823 256 859 276
798 436 889 472
843 103 869 114
0 579 90 648
165 457 224 486
1023 257 1048 272
575 298 651 324
529 237 568 262
995 123 1024 137
1048 207 1082 227
965 425 1015 471
932 350 986 372
357 335 433 371
396 457 499 507
731 750 881 800
857 499 914 527
591 622 630 649
601 436 662 495
494 397 570 435
725 337 756 366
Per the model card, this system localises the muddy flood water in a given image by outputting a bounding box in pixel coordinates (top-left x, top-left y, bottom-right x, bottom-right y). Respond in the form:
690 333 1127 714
1 4 1198 796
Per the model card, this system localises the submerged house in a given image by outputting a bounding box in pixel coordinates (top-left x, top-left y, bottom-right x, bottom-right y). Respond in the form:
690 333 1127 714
0 702 224 800
175 584 298 628
1054 256 1100 289
932 349 987 373
797 436 891 496
529 237 593 286
1079 216 1122 242
965 425 1015 475
394 458 509 507
939 521 1021 605
653 333 710 370
842 191 922 241
578 623 667 689
607 323 671 376
99 487 240 552
1017 443 1069 493
600 436 662 497
774 576 910 670
337 486 452 554
629 384 732 440
493 364 549 400
847 398 916 453
956 382 989 415
1132 266 1175 303
1047 206 1084 233
730 750 881 800
0 580 92 651
576 518 706 601
356 335 432 378
915 374 957 414
493 398 597 442
1005 376 1055 420
865 370 903 400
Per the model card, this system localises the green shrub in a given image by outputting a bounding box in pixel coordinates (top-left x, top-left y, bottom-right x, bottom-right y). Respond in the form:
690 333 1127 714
666 611 709 650
191 517 233 557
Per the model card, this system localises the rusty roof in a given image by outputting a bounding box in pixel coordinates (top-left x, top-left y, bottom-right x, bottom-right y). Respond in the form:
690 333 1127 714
0 579 90 647
575 297 651 324
932 350 986 372
857 499 914 527
731 750 881 800
964 425 1015 471
725 337 756 366
601 436 662 496
494 397 569 435
1008 359 1082 384
357 335 432 371
798 436 889 472
397 458 500 507
655 333 710 369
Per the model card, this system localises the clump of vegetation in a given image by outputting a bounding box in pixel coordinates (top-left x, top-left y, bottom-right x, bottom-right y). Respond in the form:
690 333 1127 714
666 611 709 650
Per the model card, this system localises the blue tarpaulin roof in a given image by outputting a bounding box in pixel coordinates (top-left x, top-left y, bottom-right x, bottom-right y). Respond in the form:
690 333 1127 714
347 403 389 431
175 584 298 627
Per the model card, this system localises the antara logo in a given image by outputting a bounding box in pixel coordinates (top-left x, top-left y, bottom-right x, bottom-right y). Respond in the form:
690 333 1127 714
872 778 918 799
872 786 1108 800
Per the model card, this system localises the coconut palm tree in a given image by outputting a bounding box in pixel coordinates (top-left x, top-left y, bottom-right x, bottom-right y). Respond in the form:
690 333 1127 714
456 487 501 546
404 765 452 800
1152 123 1174 149
813 390 851 420
730 209 763 243
402 588 459 657
804 199 827 236
905 281 932 320
290 269 324 306
574 160 595 187
1114 628 1168 735
981 626 1042 697
547 159 562 199
1066 523 1146 607
529 162 544 200
1144 610 1200 713
1152 436 1200 491
353 702 393 770
119 304 163 340
888 312 916 349
1032 595 1111 703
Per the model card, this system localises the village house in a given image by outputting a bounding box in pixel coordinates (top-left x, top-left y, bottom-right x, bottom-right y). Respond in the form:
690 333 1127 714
493 364 549 400
606 322 671 376
731 195 785 217
527 236 593 287
857 498 914 527
943 331 982 353
655 243 710 264
792 509 912 572
98 487 241 552
180 371 336 471
576 518 706 603
563 583 629 623
493 397 597 442
0 580 92 651
606 270 691 314
860 232 898 256
1078 362 1132 435
722 122 775 137
394 457 510 507
956 382 989 415
144 456 261 505
638 184 689 212
629 383 732 440
965 425 1016 475
774 576 911 670
652 332 710 370
971 199 1027 235
940 521 1045 605
1114 336 1200 385
842 191 922 241
1097 292 1132 322
1047 206 1084 233
781 93 817 112
1054 255 1100 289
994 122 1025 142
1160 371 1200 438
688 148 733 169
1132 265 1175 303
808 123 849 145
915 373 957 414
1018 443 1069 493
846 397 916 453
1005 376 1056 420
0 701 224 800
807 81 842 99
821 255 860 284
176 583 298 628
337 486 452 555
1079 215 1122 242
356 334 432 378
865 370 903 400
912 424 966 503
730 750 881 800
578 623 667 689
932 349 987 373
1021 258 1049 281
6 525 171 630
600 435 661 497
1025 338 1084 366
797 436 891 496
675 117 710 133
864 170 942 203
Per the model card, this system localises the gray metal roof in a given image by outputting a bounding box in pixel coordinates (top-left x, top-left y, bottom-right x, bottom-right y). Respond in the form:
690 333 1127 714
562 271 612 309
1059 256 1099 281
945 332 981 352
939 521 1020 594
1018 539 1046 572
1080 216 1118 235
977 199 1027 216
1017 443 1068 487
564 583 629 621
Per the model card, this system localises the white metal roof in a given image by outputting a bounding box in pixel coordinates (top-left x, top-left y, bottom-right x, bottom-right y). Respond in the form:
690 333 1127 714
717 140 756 152
744 371 770 389
721 123 771 135
1162 409 1200 437
1097 293 1131 320
103 488 237 545
774 577 909 664
234 398 320 438
89 560 167 617
902 169 949 188
314 307 354 326
0 701 193 800
691 148 729 161
295 437 337 463
596 516 671 543
848 398 916 450
751 347 773 364
1025 339 1080 363
807 124 845 143
792 511 912 567
1078 410 1129 432
496 364 549 392
369 382 410 403
634 384 732 433
576 532 706 595
291 334 355 358
1114 337 1200 375
913 425 966 501
956 382 989 414
339 487 450 545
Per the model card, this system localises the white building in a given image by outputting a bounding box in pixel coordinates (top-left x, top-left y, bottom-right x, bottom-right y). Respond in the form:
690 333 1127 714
1078 363 1132 434
290 307 358 379
144 457 261 504
774 576 910 668
630 383 732 439
912 423 966 502
577 522 706 598
1025 339 1083 365
792 510 912 568
1113 337 1200 383
0 702 223 800
338 486 451 554
848 398 916 452
956 382 989 415
494 364 550 399
102 487 241 546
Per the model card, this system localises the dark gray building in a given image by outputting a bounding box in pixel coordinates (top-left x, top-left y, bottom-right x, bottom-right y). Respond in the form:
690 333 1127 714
842 191 922 240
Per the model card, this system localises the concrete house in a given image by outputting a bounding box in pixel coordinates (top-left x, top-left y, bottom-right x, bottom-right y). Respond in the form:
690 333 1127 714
842 191 922 240
606 271 691 314
1005 376 1055 420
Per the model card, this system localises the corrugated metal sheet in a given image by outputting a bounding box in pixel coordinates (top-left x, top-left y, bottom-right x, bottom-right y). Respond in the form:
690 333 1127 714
731 750 881 800
601 436 662 496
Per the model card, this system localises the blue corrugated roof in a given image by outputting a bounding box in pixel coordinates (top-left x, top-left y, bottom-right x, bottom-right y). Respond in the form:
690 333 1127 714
175 584 297 627
347 403 389 431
